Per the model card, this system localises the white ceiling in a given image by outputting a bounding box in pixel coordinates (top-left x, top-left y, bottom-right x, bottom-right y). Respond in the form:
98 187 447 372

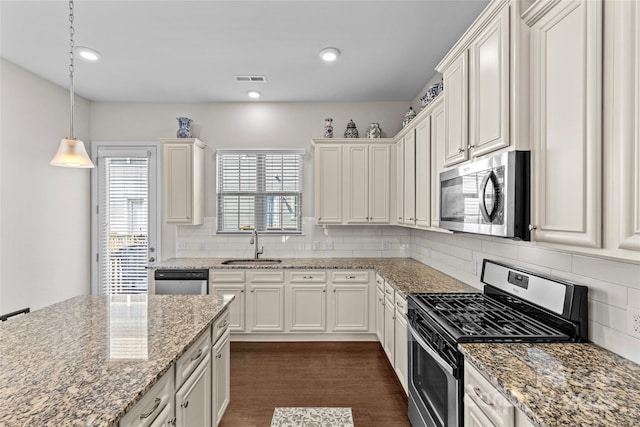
1 0 489 103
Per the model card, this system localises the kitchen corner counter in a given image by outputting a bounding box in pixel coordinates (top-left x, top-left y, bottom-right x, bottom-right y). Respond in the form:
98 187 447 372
0 294 232 427
459 342 640 427
154 257 478 296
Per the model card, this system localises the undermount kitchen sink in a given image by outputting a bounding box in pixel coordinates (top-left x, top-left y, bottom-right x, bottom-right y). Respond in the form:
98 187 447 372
221 259 282 266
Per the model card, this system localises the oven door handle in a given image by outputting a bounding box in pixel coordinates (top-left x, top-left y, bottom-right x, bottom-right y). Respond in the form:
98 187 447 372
408 323 455 376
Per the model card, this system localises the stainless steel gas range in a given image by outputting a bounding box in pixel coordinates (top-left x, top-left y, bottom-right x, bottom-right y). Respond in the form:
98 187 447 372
407 259 589 427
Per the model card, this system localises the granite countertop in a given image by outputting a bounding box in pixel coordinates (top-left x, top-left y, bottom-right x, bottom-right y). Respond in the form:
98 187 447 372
460 343 640 427
0 294 232 427
154 257 478 296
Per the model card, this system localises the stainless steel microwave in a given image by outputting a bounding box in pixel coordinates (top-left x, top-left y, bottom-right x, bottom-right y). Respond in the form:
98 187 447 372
439 151 530 240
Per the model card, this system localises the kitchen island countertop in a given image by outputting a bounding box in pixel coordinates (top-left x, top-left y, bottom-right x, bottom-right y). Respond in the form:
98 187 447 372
0 294 231 427
154 257 478 296
460 342 640 427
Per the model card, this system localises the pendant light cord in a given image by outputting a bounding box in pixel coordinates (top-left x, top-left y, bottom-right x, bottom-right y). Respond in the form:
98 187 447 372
68 0 75 139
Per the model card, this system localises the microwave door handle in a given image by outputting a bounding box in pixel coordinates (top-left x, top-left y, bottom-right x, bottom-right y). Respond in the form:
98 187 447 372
479 171 498 222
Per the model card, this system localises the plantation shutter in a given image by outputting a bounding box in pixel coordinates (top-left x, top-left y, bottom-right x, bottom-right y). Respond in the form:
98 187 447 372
97 150 150 294
217 149 304 233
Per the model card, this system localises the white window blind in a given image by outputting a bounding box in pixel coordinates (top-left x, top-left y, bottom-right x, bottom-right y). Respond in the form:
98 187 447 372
217 150 304 233
98 155 150 294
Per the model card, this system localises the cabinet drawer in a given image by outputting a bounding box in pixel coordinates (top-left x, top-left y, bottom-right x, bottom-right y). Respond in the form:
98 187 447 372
176 329 211 388
212 309 230 344
120 366 175 427
210 270 245 283
394 292 407 314
248 270 284 283
375 274 384 290
330 270 369 283
464 361 514 427
288 271 327 283
384 281 395 302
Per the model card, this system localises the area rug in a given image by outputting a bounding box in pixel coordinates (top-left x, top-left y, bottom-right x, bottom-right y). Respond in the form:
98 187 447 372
270 407 354 427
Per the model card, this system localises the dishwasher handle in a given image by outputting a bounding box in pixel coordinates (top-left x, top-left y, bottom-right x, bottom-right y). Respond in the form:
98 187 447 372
154 269 209 280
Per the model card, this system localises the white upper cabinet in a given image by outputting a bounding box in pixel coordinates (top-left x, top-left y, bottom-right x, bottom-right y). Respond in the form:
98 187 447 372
525 0 602 248
314 143 343 225
403 130 417 226
344 143 391 224
396 138 405 225
469 6 510 157
442 51 469 167
415 116 431 229
430 98 445 228
161 138 205 225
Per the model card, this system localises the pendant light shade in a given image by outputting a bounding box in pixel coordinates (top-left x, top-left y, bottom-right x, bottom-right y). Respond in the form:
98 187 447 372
51 0 95 169
50 137 94 168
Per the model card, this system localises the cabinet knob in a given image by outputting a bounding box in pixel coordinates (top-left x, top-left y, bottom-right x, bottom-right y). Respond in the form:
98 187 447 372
398 217 402 220
240 289 244 293
217 353 223 359
169 417 177 426
528 224 537 231
323 289 326 293
468 144 476 149
458 148 464 153
333 289 336 293
181 401 189 408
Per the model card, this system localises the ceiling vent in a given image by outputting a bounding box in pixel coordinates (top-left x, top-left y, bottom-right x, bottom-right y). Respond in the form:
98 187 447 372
234 75 267 83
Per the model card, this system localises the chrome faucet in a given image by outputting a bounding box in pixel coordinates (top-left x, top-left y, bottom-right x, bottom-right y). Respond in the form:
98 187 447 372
249 229 264 259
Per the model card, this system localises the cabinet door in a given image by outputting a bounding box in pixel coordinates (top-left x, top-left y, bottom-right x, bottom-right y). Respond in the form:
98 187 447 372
430 99 445 228
464 398 496 427
415 117 431 228
443 51 469 167
212 330 230 426
375 286 385 343
394 310 408 394
314 144 343 224
529 0 602 248
382 298 395 365
248 284 284 332
396 139 404 224
288 284 327 331
330 284 369 332
344 144 369 224
369 144 391 223
469 6 510 158
403 130 416 226
211 285 245 332
164 144 193 223
148 403 175 427
175 354 211 427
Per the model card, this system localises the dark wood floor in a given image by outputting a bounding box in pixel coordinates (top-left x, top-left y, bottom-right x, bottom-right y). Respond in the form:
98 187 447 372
219 342 411 427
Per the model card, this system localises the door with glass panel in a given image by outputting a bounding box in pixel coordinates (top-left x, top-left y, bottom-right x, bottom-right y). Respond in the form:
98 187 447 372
92 143 159 295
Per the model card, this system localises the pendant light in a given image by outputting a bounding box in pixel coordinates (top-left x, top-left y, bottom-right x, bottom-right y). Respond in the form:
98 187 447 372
50 0 95 168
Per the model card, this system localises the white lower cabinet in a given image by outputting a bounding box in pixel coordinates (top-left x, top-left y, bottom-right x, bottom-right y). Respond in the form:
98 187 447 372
212 329 230 426
175 353 211 427
463 360 535 427
210 270 246 332
288 284 327 331
375 285 385 343
330 284 370 332
393 294 408 394
120 366 175 427
248 284 285 332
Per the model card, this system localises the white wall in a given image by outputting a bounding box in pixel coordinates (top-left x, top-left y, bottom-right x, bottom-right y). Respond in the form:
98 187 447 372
0 59 92 313
411 228 640 364
90 101 409 259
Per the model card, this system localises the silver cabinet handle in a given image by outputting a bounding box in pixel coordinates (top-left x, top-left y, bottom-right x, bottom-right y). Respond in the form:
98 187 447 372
219 320 229 329
333 289 336 293
149 257 155 262
217 353 222 359
398 217 402 220
169 417 177 426
181 400 189 408
473 387 494 407
190 348 203 362
346 275 356 279
240 289 245 293
529 224 537 231
458 148 464 153
323 289 326 293
140 398 161 419
385 289 392 294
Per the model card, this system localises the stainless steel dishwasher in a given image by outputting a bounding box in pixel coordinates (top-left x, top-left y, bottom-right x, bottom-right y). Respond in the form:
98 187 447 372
153 269 208 295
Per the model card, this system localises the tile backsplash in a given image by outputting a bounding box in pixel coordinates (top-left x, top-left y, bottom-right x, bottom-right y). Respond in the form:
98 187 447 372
410 228 640 364
176 217 411 259
175 220 640 363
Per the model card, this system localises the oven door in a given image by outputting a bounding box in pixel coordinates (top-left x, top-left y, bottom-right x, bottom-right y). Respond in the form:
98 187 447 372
408 322 460 427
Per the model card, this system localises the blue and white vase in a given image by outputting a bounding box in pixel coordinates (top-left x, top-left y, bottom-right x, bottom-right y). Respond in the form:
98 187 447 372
324 118 334 138
176 117 193 138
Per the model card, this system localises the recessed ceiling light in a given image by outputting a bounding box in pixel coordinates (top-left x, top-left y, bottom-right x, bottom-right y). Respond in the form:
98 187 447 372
75 46 101 62
319 47 340 62
247 90 261 99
